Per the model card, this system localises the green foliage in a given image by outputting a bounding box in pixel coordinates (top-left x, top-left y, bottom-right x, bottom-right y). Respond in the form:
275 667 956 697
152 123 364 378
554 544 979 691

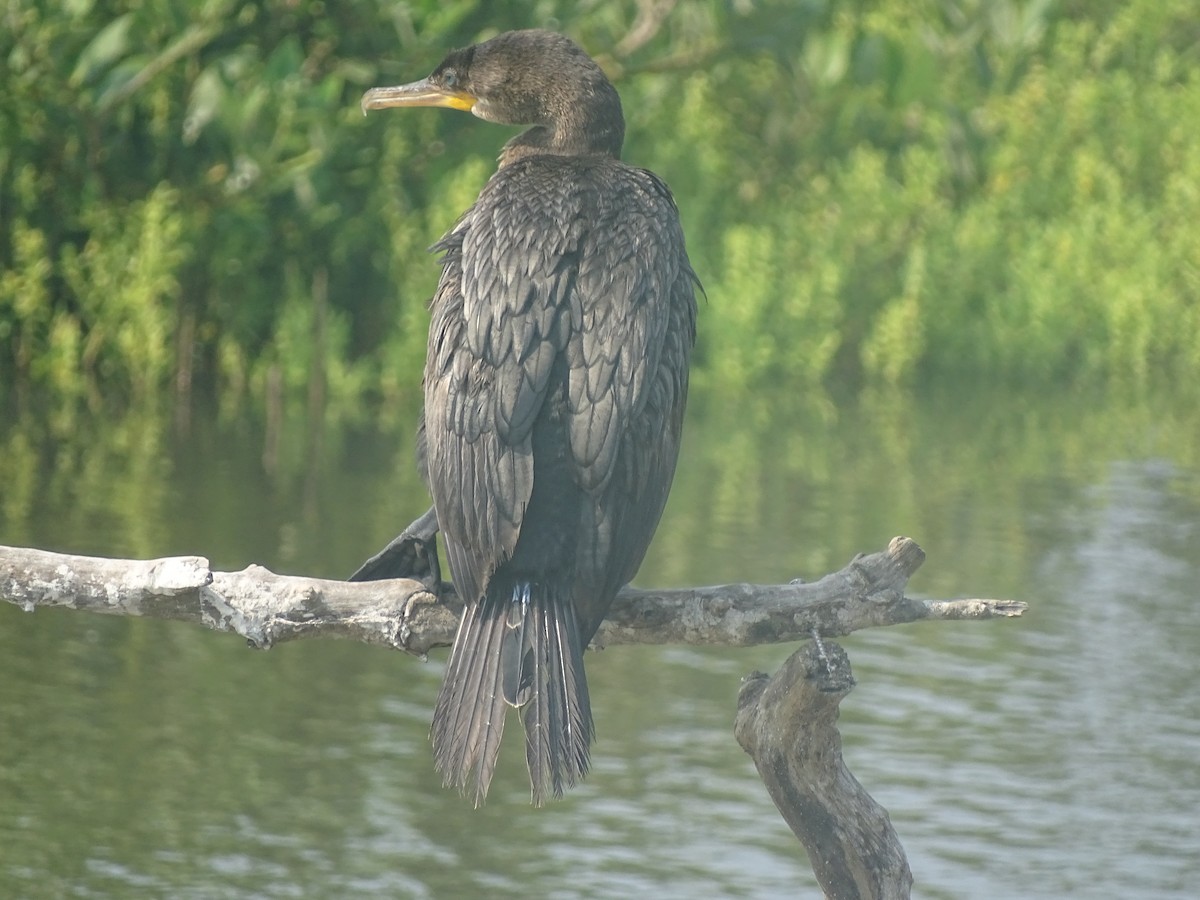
632 0 1200 391
1 0 1198 411
59 183 185 395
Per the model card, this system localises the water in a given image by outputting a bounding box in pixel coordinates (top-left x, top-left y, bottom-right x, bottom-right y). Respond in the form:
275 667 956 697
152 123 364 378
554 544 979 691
1 386 1198 898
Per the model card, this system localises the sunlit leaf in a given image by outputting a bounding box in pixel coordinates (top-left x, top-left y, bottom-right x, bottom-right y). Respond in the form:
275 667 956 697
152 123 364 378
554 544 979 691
70 12 134 87
184 66 225 144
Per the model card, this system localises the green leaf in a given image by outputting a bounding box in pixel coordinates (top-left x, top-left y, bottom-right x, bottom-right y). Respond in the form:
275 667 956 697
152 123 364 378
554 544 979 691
184 66 225 145
70 13 134 87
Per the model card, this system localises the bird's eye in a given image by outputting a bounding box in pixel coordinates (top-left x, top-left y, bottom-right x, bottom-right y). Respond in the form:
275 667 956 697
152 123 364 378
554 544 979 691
442 69 459 88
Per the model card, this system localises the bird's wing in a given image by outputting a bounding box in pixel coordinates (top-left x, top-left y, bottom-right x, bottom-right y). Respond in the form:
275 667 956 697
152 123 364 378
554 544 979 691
568 168 698 631
422 166 580 605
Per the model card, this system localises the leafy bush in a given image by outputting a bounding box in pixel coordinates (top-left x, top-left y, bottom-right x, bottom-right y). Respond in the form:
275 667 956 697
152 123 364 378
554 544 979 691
2 0 1197 412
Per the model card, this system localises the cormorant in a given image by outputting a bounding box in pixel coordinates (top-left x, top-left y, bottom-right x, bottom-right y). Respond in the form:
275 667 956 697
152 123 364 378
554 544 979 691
357 29 698 806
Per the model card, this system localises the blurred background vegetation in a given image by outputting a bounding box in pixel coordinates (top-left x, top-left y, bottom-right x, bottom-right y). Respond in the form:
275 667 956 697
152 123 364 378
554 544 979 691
2 0 1198 423
3 12 1199 891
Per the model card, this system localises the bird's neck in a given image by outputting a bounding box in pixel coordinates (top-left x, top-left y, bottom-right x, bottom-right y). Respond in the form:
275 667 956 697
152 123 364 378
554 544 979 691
499 111 624 168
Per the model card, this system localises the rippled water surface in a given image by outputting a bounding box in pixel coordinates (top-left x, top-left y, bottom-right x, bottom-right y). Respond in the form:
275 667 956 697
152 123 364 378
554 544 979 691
2 387 1198 898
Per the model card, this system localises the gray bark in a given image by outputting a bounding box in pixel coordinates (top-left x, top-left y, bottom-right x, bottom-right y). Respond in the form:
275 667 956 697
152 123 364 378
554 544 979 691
737 641 914 899
0 537 1023 654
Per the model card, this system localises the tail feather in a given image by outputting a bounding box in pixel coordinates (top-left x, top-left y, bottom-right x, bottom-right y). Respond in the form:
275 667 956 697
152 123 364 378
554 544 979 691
557 598 593 780
501 584 534 706
431 593 510 807
524 584 593 805
431 579 594 806
459 603 508 804
526 595 557 799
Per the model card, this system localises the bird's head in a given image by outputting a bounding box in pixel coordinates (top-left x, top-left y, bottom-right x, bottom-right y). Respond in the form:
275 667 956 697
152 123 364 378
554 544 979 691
362 30 624 161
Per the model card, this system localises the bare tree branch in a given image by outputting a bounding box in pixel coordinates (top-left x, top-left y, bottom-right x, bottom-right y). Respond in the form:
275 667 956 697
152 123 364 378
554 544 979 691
0 537 1023 656
615 0 681 57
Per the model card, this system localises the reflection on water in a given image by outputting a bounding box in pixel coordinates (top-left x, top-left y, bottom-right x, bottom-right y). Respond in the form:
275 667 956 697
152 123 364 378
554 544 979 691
1 387 1199 898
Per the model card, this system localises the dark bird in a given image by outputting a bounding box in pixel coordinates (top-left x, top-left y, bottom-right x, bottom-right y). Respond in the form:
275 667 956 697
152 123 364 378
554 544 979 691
357 29 698 806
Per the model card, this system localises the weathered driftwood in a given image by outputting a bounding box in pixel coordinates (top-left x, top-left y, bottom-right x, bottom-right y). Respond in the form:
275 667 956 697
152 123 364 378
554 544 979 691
738 642 913 899
0 536 1025 899
0 537 1021 654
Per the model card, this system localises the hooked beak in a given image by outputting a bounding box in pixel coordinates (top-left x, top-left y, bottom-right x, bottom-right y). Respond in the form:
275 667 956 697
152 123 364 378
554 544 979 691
361 78 477 116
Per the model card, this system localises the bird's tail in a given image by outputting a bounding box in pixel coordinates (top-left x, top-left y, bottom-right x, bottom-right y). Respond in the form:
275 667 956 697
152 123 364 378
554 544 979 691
431 579 593 806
